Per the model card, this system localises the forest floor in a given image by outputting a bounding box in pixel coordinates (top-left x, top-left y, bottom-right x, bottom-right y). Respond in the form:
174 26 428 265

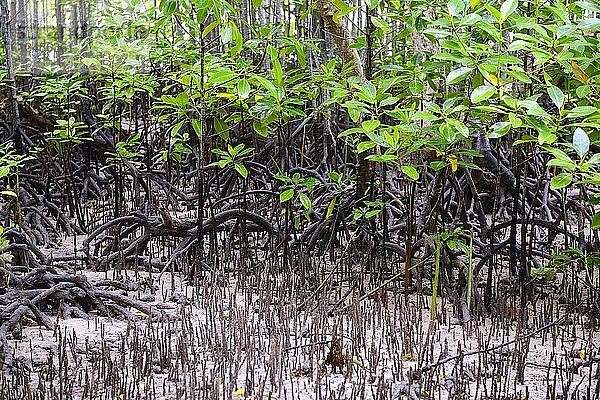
1 234 599 400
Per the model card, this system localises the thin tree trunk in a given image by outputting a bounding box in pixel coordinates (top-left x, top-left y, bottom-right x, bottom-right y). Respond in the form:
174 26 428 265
32 0 39 72
355 4 375 199
0 0 23 153
78 0 88 73
55 0 63 63
78 0 87 40
315 0 368 198
16 0 26 67
315 0 363 78
9 0 16 47
69 0 77 50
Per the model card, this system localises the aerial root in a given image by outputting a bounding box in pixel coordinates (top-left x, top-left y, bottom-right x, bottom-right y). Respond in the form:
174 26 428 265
0 265 173 370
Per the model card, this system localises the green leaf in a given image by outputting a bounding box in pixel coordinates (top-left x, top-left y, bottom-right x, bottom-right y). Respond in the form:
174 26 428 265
234 163 248 178
380 96 399 107
459 13 482 26
489 121 511 138
326 197 337 219
364 0 379 8
253 120 268 137
366 132 388 147
430 161 447 171
170 120 184 136
458 161 482 171
220 23 233 44
0 190 17 197
446 67 473 85
509 113 522 128
328 171 340 182
547 159 577 171
573 127 590 159
447 118 469 138
500 0 518 21
367 154 397 162
538 130 557 145
519 100 551 119
0 166 10 178
447 0 466 16
531 267 555 281
298 192 312 210
361 119 380 132
582 154 600 171
333 3 359 23
207 69 237 86
230 22 243 55
365 209 381 218
470 85 496 103
592 212 600 230
409 81 424 95
202 20 219 38
252 74 278 98
237 79 251 99
280 188 294 203
356 82 377 104
342 99 368 122
412 111 438 122
237 146 254 158
332 0 350 12
422 28 452 38
547 86 564 109
550 173 572 190
545 146 573 163
578 18 600 31
566 106 597 118
576 85 591 99
162 0 177 16
371 17 390 32
506 67 531 83
485 5 503 24
401 165 419 180
507 40 529 51
214 118 229 140
173 91 189 107
577 1 600 12
267 45 283 85
274 174 291 184
251 0 262 8
357 141 377 153
189 119 202 140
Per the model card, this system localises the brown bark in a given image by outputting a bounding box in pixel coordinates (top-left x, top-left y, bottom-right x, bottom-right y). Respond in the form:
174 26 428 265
315 0 364 79
315 0 370 198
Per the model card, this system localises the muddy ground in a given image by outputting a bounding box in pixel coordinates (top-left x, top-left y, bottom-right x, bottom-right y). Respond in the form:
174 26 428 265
1 236 599 400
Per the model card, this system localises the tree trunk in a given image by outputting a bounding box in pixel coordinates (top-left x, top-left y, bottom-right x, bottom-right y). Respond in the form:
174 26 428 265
55 0 64 63
32 0 39 72
315 0 363 78
9 0 15 44
16 0 26 67
0 0 23 153
355 4 375 199
69 0 78 51
315 0 369 198
78 0 87 41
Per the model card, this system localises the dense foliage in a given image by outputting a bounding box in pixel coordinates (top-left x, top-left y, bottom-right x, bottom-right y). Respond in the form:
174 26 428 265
1 0 600 398
0 0 599 334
